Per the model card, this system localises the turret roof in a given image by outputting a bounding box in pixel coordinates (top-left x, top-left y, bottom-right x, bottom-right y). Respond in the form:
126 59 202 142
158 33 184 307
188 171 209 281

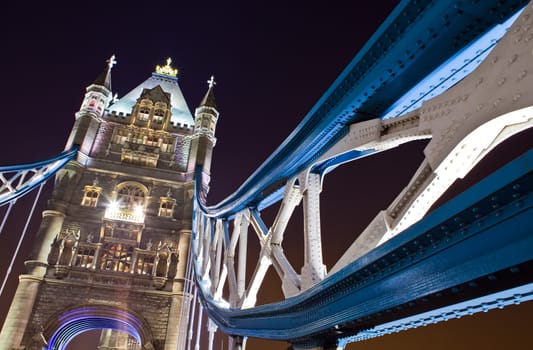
92 55 116 90
199 76 217 109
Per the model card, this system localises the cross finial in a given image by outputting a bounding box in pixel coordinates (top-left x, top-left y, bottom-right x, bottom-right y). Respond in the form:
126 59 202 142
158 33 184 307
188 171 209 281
107 54 117 70
207 75 216 88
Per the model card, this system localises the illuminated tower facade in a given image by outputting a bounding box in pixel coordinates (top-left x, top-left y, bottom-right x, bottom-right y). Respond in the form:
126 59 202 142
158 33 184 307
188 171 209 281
0 57 218 350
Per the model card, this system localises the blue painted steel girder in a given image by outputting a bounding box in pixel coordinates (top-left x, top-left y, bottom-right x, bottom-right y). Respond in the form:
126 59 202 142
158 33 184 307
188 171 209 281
0 147 78 206
204 0 528 217
200 150 533 346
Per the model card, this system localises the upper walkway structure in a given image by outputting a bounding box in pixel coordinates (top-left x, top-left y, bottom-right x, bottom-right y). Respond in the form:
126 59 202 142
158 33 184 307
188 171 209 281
1 1 533 349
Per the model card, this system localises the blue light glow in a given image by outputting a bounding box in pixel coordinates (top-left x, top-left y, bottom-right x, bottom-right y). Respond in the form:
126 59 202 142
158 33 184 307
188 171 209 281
47 308 143 350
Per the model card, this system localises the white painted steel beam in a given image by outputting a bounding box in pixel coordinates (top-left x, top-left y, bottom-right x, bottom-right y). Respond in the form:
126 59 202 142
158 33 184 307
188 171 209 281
300 173 327 290
330 8 533 272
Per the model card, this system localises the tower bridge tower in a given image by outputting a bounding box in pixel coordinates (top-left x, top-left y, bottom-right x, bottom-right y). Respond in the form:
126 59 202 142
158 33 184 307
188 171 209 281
0 57 218 350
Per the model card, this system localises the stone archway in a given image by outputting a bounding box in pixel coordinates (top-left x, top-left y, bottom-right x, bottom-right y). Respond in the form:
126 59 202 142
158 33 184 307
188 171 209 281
41 304 155 350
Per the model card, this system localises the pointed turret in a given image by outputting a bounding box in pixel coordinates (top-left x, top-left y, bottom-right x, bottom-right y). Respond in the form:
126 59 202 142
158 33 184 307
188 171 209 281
199 76 217 109
92 54 116 90
78 55 116 117
66 55 117 153
188 76 220 194
193 75 219 139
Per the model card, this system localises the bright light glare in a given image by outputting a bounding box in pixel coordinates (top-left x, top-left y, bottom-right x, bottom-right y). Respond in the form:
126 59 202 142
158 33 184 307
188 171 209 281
108 201 119 213
134 204 144 216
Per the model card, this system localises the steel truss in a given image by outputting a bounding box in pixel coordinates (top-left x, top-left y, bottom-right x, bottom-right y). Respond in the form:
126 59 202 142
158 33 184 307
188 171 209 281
190 2 533 348
0 148 78 207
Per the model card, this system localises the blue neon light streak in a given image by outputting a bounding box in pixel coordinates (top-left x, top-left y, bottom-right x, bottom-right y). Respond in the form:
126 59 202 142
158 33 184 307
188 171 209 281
47 308 143 350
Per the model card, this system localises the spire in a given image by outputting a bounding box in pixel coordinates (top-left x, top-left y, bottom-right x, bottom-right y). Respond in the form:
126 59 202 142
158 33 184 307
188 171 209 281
93 54 116 90
199 75 217 109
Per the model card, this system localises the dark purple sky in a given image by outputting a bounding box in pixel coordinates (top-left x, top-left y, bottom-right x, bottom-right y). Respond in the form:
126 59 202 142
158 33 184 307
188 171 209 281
1 1 532 349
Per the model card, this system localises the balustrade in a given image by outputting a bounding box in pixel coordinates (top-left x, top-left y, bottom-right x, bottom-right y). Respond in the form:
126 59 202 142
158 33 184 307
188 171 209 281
50 240 179 286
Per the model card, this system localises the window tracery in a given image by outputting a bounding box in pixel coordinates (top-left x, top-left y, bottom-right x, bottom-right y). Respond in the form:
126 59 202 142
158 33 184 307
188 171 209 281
152 109 165 125
81 185 102 207
105 182 147 223
158 190 175 218
74 246 96 269
138 107 150 121
116 182 146 210
100 243 133 272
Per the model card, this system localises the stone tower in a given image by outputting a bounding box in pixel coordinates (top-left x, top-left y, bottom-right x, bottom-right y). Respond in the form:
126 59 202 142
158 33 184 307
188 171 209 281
0 57 218 350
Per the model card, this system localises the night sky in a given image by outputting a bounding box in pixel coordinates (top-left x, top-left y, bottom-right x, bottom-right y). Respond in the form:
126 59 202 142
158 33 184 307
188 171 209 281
0 1 532 349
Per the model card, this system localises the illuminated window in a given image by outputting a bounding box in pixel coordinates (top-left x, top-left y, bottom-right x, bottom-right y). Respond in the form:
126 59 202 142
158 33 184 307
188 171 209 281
105 182 148 222
160 138 174 153
121 150 158 167
88 96 97 108
136 99 152 122
131 133 144 144
100 243 133 272
158 198 175 217
138 107 150 121
81 185 101 207
136 254 155 275
116 183 146 210
146 136 160 147
74 246 96 269
152 110 165 125
112 129 129 145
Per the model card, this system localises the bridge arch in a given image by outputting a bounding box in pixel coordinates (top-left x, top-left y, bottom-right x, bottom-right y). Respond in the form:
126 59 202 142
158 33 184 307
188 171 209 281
42 304 154 350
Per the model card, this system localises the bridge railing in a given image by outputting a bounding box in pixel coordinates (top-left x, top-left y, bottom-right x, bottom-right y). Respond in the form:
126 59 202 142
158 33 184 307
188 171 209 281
191 149 533 347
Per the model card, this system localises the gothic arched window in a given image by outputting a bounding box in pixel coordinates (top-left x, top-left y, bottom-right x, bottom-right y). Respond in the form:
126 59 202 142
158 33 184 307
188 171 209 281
100 243 133 273
136 254 155 275
138 107 150 121
74 246 96 269
136 99 152 122
116 182 147 211
152 109 165 125
160 137 174 153
105 182 148 222
146 136 160 147
81 185 101 207
158 198 175 218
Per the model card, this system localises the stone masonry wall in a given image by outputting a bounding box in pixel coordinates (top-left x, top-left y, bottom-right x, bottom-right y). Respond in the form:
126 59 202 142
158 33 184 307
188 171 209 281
21 280 183 350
